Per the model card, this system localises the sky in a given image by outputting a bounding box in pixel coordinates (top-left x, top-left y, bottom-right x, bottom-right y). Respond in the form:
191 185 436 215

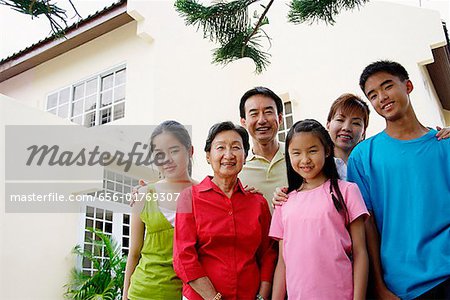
0 0 449 60
0 0 116 59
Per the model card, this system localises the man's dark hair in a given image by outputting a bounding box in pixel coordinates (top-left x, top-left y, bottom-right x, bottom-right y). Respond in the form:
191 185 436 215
359 60 409 92
204 121 250 158
239 86 283 118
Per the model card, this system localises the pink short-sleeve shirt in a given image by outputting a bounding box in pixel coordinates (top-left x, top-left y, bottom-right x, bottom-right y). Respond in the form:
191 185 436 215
269 180 369 299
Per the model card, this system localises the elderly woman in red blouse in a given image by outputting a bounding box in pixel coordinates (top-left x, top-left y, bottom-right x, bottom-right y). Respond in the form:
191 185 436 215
173 121 276 300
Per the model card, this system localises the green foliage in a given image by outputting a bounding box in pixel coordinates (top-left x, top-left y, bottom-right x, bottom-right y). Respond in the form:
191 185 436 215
212 30 270 74
288 0 368 25
175 0 272 73
175 0 368 73
64 228 127 300
0 0 80 36
175 0 257 43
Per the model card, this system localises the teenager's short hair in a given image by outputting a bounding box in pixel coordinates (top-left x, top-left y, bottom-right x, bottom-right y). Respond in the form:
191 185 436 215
359 60 409 92
327 93 370 130
204 121 250 158
239 87 283 118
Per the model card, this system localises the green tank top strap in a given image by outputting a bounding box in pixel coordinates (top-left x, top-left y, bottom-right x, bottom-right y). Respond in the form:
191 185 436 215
140 183 173 231
142 184 159 213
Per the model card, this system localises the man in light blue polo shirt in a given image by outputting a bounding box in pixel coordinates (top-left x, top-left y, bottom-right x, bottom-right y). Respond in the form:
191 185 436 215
347 60 450 300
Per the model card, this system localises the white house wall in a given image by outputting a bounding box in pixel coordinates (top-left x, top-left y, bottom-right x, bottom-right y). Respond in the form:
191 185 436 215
0 95 85 300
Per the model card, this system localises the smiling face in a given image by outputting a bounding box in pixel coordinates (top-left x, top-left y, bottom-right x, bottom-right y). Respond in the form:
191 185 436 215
327 109 366 155
288 132 328 185
206 130 246 179
152 131 191 180
240 94 282 145
364 71 413 122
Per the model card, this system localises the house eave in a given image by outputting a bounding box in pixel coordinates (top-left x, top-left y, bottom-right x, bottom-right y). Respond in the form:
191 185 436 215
0 1 133 83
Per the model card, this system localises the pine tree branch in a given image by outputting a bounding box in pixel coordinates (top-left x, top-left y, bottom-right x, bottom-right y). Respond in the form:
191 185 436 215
243 0 273 46
175 0 258 43
288 0 368 25
175 0 272 73
174 0 369 73
1 0 81 36
213 30 270 73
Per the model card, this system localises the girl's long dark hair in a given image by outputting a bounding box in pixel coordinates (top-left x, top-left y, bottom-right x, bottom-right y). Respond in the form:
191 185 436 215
285 119 349 225
149 120 193 176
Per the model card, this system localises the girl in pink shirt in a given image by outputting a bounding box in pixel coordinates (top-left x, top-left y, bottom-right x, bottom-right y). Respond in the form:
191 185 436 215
270 119 369 300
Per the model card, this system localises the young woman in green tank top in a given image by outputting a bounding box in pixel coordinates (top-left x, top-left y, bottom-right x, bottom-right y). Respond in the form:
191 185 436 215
123 121 197 300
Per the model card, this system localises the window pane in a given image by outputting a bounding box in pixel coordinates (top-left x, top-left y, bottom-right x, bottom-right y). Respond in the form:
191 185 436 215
86 79 97 96
284 101 292 114
47 93 58 109
101 74 113 90
58 104 69 118
123 226 129 236
113 102 125 121
95 220 103 230
85 95 96 112
123 214 130 225
96 208 104 220
95 234 101 242
106 170 114 181
122 237 129 248
85 244 92 255
115 173 123 182
74 84 85 101
105 210 113 222
124 177 131 185
114 183 123 193
72 100 84 116
84 111 96 128
83 257 91 269
278 132 286 142
86 206 95 218
100 90 113 106
287 116 293 129
115 69 126 85
85 218 93 228
279 121 285 131
93 243 101 254
104 222 112 234
113 85 125 102
59 87 70 104
100 107 112 125
106 181 114 191
84 231 93 242
123 185 131 194
48 108 57 116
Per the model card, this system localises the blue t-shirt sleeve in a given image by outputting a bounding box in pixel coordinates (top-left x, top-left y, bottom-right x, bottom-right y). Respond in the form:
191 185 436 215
347 148 373 212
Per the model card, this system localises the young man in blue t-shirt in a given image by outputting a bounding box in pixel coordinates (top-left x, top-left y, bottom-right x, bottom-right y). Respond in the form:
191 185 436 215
347 60 450 300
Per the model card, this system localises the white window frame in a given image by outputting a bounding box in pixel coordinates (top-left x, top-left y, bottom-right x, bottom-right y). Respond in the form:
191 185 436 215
45 64 126 127
278 100 294 142
77 169 137 274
